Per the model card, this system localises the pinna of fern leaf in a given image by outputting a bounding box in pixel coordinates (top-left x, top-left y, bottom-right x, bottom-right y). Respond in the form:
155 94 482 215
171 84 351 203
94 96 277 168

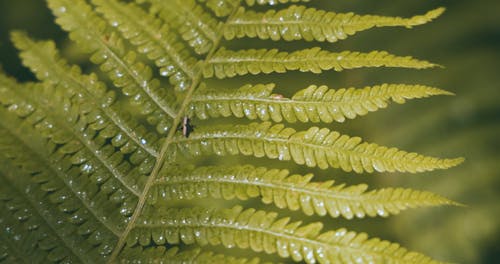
148 164 459 219
190 82 453 123
172 122 463 173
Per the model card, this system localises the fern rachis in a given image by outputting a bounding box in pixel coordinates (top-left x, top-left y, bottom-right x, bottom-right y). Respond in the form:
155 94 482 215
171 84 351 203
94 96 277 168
0 0 464 263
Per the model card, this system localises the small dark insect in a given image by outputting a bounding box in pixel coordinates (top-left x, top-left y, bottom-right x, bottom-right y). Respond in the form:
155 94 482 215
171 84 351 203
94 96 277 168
177 116 194 138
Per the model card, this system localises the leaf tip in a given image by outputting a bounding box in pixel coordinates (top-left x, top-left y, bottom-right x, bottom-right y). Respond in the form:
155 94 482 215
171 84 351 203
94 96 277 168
448 157 465 168
9 30 28 47
429 7 446 19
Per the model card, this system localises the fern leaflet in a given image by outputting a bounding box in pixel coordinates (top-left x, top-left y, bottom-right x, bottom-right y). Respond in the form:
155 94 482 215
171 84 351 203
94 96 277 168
205 47 439 78
190 83 453 123
0 0 464 263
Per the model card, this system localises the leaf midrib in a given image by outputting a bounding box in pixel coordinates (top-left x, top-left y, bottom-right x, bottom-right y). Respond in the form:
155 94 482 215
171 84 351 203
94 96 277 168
34 44 160 158
98 0 196 80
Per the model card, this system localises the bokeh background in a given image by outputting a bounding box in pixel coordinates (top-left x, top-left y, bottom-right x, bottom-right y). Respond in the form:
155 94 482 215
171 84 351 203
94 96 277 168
1 0 499 263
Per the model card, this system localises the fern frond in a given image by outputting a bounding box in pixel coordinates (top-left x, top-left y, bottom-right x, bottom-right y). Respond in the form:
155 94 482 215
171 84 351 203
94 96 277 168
131 206 445 263
47 0 179 126
143 0 220 55
150 165 457 219
204 47 439 78
225 6 445 42
174 122 463 172
120 246 263 263
93 0 198 91
190 83 452 123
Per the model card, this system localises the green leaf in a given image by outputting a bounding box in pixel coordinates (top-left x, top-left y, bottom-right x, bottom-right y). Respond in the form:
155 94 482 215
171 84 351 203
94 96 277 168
0 0 463 263
10 31 161 155
94 0 199 91
0 73 141 227
143 0 220 55
244 0 311 6
47 0 180 118
201 0 240 17
173 122 463 172
225 6 445 42
204 47 439 78
190 83 453 123
119 246 263 263
0 90 122 261
131 206 446 263
0 172 85 263
150 165 459 218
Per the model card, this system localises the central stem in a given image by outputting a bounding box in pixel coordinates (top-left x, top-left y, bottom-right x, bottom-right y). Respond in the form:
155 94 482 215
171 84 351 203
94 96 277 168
107 4 242 262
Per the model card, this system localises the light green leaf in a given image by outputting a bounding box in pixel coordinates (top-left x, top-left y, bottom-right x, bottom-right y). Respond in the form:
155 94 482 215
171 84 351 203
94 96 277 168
94 0 199 91
205 47 439 78
244 0 311 6
142 0 220 54
190 83 452 123
130 206 447 263
47 0 180 119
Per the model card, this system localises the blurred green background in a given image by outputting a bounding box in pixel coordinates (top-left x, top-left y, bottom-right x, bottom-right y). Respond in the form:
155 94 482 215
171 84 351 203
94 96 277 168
1 0 499 263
